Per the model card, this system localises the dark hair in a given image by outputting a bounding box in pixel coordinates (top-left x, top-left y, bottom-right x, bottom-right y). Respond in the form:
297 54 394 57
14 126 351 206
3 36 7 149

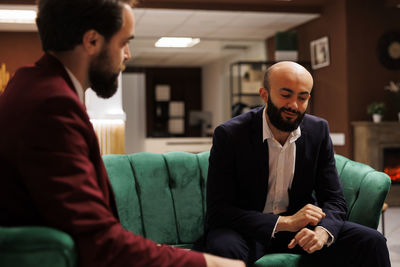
36 0 136 52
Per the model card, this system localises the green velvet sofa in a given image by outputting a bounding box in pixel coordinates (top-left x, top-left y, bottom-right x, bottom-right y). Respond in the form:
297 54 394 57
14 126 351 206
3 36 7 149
0 152 391 267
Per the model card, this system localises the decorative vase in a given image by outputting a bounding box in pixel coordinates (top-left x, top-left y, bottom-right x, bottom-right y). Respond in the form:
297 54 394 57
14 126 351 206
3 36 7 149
372 114 382 123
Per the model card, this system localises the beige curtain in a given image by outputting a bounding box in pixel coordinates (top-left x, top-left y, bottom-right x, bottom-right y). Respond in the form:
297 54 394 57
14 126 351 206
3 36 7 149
91 120 125 155
0 63 10 94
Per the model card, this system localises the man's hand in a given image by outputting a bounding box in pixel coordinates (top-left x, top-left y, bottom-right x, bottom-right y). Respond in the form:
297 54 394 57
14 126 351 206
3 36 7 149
288 227 329 254
203 253 245 267
276 204 326 232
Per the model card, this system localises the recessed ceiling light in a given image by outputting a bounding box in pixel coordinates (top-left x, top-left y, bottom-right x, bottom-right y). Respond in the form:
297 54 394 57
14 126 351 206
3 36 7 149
0 9 36 24
155 37 200 48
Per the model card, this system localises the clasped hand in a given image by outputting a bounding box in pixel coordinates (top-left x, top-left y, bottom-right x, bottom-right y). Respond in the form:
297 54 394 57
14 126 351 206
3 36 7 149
276 204 328 254
288 227 329 254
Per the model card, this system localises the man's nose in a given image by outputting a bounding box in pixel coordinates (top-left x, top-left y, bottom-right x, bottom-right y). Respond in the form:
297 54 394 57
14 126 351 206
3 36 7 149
124 45 131 61
287 98 298 110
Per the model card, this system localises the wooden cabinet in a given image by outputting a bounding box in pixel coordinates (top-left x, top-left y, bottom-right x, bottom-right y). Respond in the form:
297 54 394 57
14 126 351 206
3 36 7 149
125 67 202 137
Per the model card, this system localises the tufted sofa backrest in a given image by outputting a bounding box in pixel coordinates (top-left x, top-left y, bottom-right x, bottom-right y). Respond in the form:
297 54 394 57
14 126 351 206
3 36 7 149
103 152 391 246
103 152 209 246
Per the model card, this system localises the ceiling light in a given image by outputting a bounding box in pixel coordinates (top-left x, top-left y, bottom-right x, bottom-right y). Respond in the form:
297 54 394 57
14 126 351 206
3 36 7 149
155 37 200 48
0 9 36 24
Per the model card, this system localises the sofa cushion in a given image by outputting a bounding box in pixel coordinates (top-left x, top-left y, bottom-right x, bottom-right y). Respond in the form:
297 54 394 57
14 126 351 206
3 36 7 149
103 152 209 245
0 226 76 267
102 154 144 237
163 152 205 244
129 152 180 244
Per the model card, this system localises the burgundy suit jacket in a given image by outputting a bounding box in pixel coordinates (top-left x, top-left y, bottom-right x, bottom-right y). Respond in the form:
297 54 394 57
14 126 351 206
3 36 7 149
0 54 205 267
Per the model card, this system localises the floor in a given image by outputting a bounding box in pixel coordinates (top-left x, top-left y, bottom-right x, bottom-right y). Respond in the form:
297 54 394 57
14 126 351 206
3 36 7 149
378 207 400 267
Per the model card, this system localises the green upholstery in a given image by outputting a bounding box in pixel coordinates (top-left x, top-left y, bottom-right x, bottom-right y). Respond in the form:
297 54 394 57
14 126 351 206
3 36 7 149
335 154 391 229
103 152 208 246
0 226 77 267
0 153 391 267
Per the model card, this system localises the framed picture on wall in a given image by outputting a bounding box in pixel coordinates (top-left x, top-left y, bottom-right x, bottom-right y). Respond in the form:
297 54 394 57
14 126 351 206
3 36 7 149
310 36 330 70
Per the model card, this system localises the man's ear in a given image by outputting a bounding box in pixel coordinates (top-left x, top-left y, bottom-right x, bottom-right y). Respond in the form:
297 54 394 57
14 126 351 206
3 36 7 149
259 87 268 103
82 30 104 55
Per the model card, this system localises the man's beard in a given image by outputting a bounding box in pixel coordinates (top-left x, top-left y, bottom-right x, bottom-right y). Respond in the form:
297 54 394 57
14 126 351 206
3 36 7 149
89 47 120 99
266 96 305 132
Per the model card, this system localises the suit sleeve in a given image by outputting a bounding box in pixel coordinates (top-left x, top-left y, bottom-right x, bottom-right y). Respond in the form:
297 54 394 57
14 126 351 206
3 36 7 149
314 121 347 241
18 96 206 267
206 125 279 245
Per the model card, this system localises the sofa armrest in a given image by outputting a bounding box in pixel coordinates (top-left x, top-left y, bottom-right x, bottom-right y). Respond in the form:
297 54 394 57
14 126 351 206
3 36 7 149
0 226 77 267
335 154 391 229
347 170 391 229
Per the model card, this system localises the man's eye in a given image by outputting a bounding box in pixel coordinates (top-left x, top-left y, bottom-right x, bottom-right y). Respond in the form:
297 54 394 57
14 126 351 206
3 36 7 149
281 94 291 98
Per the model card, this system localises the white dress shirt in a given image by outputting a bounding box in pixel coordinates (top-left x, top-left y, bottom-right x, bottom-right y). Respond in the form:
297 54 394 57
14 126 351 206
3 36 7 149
64 66 84 104
262 107 301 215
261 107 334 245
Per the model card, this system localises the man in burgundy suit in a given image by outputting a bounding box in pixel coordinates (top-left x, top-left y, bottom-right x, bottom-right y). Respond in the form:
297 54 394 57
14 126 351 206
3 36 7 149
0 0 244 267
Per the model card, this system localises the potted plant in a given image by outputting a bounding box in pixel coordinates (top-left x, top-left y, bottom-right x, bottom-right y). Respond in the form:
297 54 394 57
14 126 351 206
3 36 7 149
367 102 385 123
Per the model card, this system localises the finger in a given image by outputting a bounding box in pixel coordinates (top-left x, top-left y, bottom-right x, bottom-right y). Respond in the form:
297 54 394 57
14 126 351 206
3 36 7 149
293 229 312 248
304 209 326 219
302 238 318 251
304 212 325 226
298 234 314 249
307 242 323 254
304 204 326 217
307 216 322 226
294 228 309 242
288 238 297 249
299 214 319 227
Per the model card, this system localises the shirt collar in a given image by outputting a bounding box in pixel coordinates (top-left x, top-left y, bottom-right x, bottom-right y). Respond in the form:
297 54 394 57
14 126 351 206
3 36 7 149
262 106 301 144
64 66 85 104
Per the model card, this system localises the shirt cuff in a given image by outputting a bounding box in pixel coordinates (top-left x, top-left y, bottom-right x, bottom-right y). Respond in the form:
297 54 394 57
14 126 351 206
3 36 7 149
316 226 334 246
271 216 280 238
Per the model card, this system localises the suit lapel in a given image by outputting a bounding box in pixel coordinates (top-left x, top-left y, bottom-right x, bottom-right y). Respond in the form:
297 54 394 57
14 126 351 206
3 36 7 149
250 107 269 211
288 125 307 210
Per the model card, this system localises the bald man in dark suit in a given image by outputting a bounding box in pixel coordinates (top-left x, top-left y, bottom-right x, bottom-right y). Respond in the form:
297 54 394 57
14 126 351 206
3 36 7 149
205 62 390 267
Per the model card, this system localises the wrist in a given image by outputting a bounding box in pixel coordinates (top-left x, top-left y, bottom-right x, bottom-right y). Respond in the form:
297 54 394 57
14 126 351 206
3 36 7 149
276 216 291 232
315 226 329 245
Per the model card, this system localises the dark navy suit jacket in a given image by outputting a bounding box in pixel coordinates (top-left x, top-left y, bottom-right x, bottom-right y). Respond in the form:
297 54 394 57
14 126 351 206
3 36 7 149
206 106 347 246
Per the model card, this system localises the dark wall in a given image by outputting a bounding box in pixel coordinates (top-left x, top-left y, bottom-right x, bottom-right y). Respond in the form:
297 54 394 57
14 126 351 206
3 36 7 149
347 0 400 123
296 0 349 157
266 0 400 158
0 32 42 75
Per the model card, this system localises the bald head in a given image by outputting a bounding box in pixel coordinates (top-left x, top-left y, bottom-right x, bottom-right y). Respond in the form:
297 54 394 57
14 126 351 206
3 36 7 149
259 61 313 133
263 61 313 93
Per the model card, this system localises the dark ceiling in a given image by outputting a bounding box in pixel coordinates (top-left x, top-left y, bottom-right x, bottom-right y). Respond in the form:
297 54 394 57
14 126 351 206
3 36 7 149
0 0 329 13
